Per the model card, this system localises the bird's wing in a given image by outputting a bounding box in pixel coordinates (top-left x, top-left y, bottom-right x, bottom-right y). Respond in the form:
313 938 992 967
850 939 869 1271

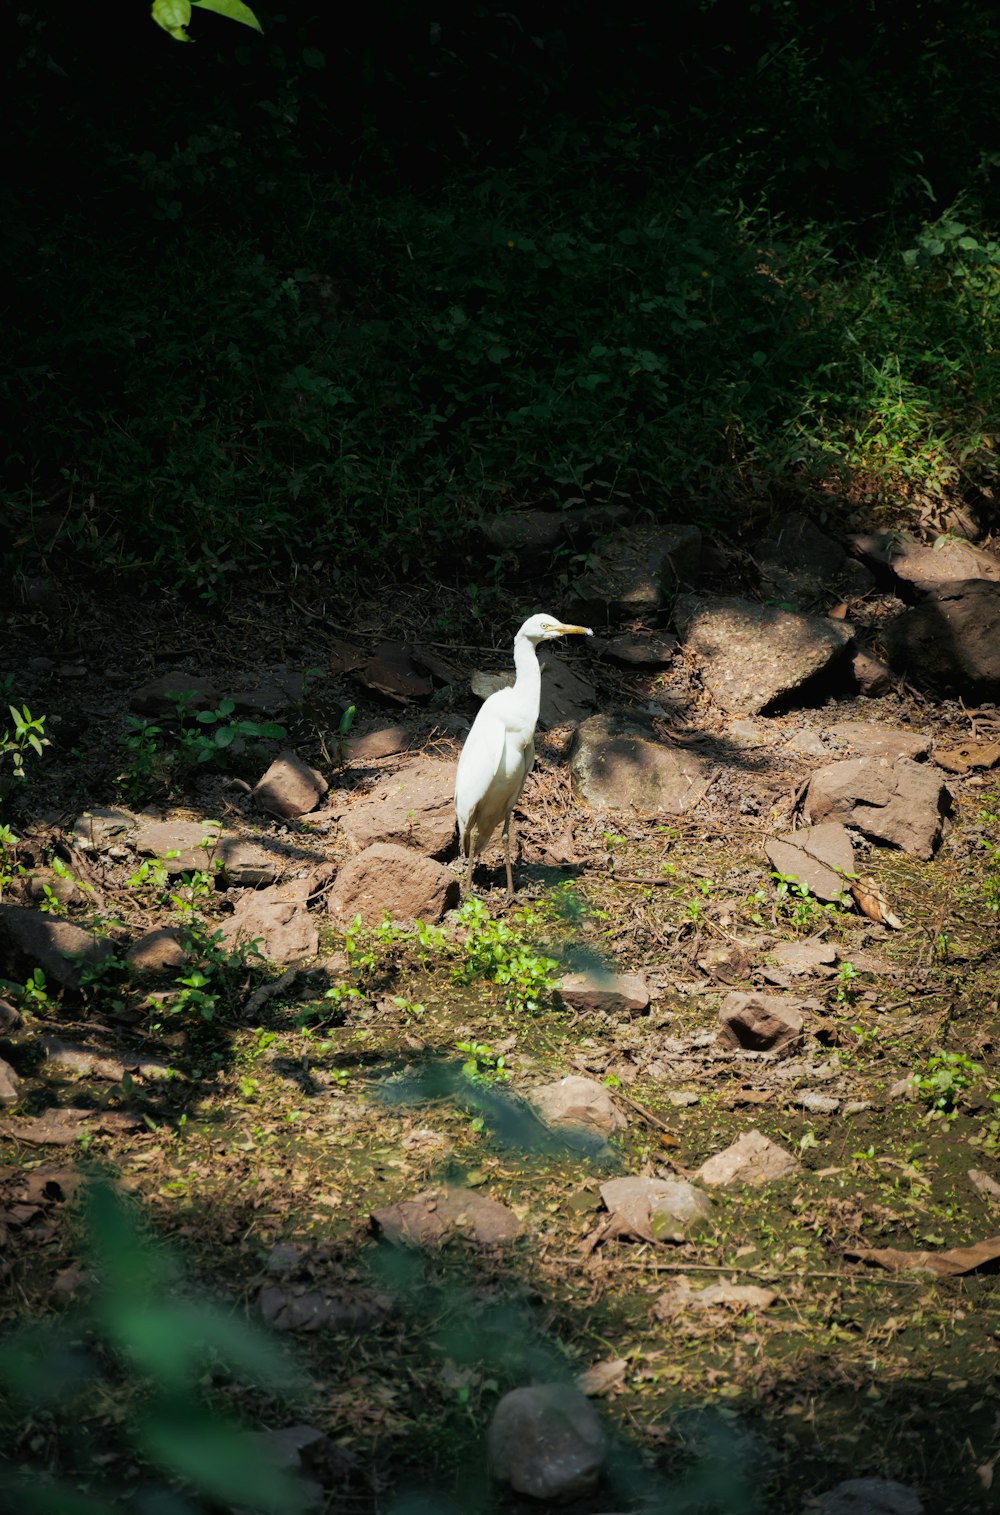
455 708 508 849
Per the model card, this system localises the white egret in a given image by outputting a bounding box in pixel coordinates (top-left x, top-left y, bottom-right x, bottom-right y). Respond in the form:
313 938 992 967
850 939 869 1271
455 613 593 899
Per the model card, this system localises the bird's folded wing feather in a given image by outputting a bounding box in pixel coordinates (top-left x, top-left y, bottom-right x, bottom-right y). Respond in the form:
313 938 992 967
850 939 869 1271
455 709 507 837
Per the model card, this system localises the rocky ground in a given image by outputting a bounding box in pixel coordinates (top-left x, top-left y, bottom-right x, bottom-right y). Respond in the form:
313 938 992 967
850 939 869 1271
1 506 999 1515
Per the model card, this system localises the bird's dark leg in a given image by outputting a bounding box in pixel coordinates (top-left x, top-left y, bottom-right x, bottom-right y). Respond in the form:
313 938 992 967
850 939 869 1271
502 816 515 901
462 825 479 896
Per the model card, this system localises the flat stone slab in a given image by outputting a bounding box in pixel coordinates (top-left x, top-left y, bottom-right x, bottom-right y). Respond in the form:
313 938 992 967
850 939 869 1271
557 969 650 1017
850 529 1000 590
570 714 709 814
471 654 597 729
72 807 137 851
696 1129 802 1187
764 821 855 903
674 594 853 715
0 906 114 989
337 758 456 858
370 1186 521 1246
572 524 702 622
134 817 223 872
824 721 930 761
530 1076 627 1136
600 1175 714 1243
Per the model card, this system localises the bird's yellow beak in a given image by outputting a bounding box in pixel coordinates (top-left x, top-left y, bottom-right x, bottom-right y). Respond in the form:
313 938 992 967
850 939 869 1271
556 623 593 636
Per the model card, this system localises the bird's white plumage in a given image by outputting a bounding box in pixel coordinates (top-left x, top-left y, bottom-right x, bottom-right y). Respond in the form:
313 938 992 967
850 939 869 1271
455 613 592 897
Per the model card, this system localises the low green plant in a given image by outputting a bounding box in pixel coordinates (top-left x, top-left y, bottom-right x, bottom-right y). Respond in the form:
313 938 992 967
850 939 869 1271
0 702 48 785
771 871 841 931
453 897 557 1014
0 823 20 898
170 695 287 766
915 1049 983 1115
18 967 52 1014
456 1038 509 1084
834 960 860 1006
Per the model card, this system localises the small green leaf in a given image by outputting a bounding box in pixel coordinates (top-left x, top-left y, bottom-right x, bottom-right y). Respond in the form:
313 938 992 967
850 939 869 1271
191 0 263 32
152 0 193 39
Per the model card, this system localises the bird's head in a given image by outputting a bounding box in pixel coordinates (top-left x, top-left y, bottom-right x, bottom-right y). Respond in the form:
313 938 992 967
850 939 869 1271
517 613 594 645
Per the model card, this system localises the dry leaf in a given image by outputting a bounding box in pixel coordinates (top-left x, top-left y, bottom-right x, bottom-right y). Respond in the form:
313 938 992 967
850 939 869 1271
968 1169 1000 1204
577 1357 628 1396
846 1234 1000 1277
934 741 1000 774
850 875 902 929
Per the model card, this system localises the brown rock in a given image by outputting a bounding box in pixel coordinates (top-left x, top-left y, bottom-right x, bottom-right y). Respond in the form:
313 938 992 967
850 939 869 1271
134 818 222 873
764 939 837 976
803 756 951 859
215 836 280 887
572 524 702 623
557 969 650 1017
370 1186 521 1246
851 648 893 696
328 843 459 925
360 643 432 702
25 871 87 909
825 722 930 762
674 595 853 715
717 992 806 1052
126 928 188 973
345 725 411 762
0 998 23 1034
880 579 1000 698
850 530 1000 590
40 1038 128 1081
0 906 113 990
696 1129 802 1187
591 633 678 668
570 714 709 814
221 884 319 966
755 512 874 607
337 759 456 858
600 1175 714 1243
764 822 855 903
0 1056 20 1107
71 807 136 851
816 1475 923 1515
472 655 597 729
530 1076 627 1136
253 751 328 818
0 1107 142 1145
258 1285 385 1332
488 1384 606 1502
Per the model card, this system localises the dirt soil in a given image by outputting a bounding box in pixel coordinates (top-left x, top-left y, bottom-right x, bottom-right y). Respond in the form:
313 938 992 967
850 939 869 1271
1 569 999 1515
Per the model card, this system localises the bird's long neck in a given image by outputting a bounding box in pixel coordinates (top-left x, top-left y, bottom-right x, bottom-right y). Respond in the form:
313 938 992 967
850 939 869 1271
512 632 542 724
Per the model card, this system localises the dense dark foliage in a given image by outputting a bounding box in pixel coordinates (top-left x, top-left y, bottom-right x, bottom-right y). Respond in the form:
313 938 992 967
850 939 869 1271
2 1 998 595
